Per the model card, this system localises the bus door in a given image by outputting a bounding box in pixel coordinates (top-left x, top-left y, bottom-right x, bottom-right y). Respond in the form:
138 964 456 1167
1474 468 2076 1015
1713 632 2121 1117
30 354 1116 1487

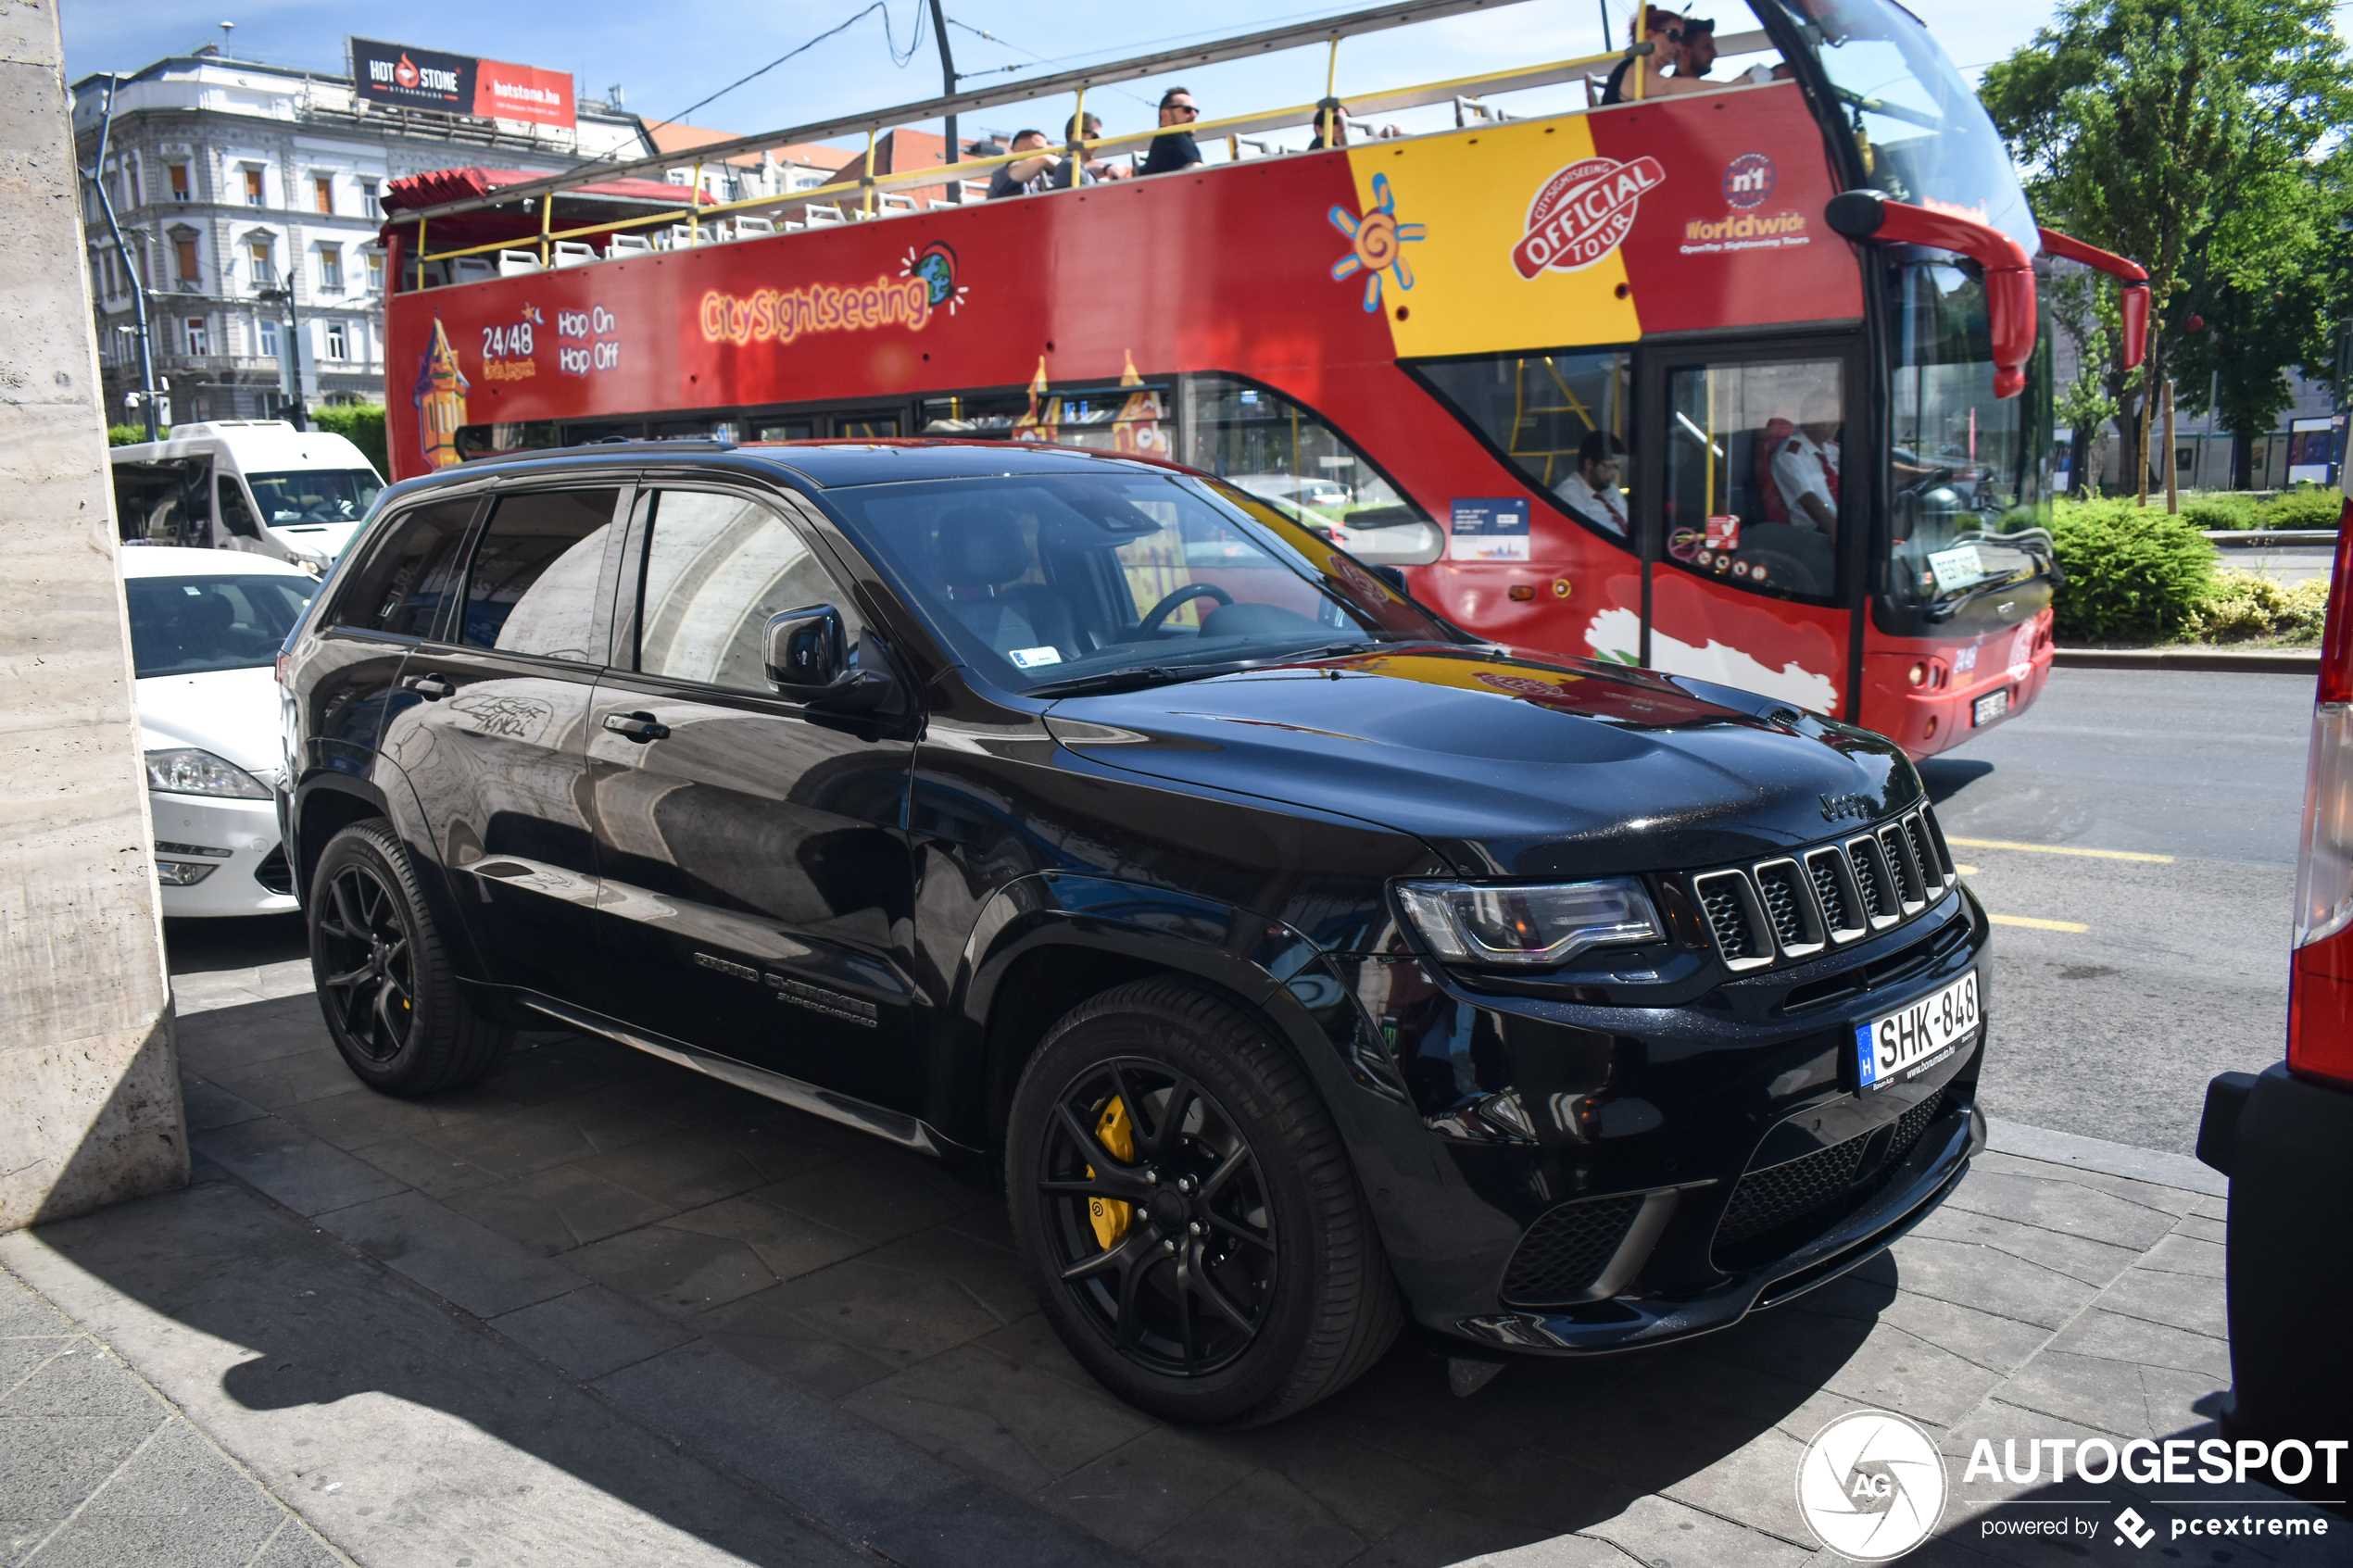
1635 337 1865 722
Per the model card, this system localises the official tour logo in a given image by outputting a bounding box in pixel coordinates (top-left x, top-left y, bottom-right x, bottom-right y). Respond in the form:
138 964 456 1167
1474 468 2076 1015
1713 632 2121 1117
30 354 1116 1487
1511 156 1666 278
1796 1410 1949 1561
1723 152 1776 209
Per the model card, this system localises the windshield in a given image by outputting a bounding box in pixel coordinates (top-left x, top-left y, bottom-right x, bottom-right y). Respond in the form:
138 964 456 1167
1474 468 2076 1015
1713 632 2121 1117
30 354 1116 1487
825 472 1456 693
1886 262 2053 610
1756 0 2036 256
127 574 318 678
247 469 383 528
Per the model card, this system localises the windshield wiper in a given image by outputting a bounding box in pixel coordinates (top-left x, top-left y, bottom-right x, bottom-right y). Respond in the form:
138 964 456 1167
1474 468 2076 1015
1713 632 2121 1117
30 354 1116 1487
1026 664 1230 697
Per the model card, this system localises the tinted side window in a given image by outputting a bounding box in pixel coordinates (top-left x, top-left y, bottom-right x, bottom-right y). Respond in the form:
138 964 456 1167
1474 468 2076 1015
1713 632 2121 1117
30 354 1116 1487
460 488 621 659
331 497 477 637
636 489 860 692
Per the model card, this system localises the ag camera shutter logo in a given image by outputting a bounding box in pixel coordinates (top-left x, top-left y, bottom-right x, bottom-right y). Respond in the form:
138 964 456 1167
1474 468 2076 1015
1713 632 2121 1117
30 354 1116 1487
1796 1410 1948 1560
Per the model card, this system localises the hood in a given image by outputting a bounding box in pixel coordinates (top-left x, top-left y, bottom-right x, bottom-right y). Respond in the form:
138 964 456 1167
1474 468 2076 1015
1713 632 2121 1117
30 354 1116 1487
266 520 363 563
136 665 283 782
1043 648 1919 877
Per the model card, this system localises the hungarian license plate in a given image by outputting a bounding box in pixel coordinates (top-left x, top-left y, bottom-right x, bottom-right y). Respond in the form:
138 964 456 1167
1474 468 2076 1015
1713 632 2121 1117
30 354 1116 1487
1856 971 1979 1092
1972 688 2010 726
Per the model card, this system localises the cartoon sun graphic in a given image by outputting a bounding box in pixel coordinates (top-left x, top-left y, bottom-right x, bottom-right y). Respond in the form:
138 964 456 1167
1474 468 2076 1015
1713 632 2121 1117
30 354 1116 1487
1327 173 1425 313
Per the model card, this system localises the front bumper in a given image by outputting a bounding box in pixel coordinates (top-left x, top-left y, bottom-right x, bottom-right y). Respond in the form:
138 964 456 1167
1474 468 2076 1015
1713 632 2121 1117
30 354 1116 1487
150 790 296 917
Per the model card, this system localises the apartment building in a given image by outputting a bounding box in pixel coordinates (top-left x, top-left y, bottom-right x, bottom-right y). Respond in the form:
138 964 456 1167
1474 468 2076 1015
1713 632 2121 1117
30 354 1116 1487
72 45 655 425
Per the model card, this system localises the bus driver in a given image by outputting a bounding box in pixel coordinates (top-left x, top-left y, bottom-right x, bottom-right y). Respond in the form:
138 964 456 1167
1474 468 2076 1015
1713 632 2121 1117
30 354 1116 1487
1555 432 1630 536
1771 391 1841 538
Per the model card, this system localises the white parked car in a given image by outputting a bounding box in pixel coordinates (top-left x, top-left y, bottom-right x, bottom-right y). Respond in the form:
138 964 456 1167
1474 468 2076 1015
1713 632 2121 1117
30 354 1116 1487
124 546 318 916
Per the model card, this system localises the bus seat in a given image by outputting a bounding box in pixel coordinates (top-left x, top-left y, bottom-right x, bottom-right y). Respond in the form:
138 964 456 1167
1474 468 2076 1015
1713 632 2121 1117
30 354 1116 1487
934 507 1077 662
733 216 776 238
552 241 598 268
877 193 916 214
608 233 655 257
497 249 543 277
452 257 496 284
804 204 847 226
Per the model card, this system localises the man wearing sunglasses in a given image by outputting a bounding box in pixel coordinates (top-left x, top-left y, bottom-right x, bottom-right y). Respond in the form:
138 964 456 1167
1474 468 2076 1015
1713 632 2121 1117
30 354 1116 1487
1141 87 1205 175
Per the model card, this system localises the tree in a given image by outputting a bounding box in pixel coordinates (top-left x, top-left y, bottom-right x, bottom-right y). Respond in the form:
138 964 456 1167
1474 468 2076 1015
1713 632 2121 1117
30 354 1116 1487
1981 0 2352 495
2045 270 2121 495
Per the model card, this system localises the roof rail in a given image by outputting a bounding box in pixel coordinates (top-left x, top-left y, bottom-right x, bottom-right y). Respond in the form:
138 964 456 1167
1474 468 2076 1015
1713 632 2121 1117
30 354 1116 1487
451 438 741 469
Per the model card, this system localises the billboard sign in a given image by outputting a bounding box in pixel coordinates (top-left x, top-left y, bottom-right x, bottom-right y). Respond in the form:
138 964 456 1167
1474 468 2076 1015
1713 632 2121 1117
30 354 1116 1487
351 38 574 129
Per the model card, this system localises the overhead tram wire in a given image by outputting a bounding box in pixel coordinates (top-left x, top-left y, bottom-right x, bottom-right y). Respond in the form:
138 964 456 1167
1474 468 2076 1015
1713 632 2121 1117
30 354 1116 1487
646 0 930 132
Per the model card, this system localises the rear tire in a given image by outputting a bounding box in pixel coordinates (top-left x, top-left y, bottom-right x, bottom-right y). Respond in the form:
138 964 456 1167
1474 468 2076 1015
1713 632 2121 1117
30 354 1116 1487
308 821 511 1095
1006 977 1403 1426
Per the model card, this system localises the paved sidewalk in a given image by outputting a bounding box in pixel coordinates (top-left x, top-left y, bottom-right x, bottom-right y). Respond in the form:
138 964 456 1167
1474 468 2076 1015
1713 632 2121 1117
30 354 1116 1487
3 962 2345 1567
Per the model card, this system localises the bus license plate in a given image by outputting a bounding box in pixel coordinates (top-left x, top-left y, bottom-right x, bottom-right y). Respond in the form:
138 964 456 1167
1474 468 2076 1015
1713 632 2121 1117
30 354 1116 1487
1857 971 1979 1092
1972 689 2010 726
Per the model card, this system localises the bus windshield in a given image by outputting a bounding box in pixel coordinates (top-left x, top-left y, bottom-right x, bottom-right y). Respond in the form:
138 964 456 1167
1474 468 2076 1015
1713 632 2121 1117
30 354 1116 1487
1759 0 2036 255
1887 262 2053 610
247 469 384 527
824 472 1454 694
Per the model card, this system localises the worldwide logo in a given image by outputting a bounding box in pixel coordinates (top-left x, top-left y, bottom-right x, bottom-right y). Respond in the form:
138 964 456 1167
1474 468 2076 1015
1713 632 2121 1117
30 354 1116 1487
1795 1410 1948 1561
1723 152 1776 210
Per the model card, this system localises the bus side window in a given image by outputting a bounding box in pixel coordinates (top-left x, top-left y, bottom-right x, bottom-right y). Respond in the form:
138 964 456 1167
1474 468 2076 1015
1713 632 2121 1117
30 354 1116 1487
1409 349 1635 545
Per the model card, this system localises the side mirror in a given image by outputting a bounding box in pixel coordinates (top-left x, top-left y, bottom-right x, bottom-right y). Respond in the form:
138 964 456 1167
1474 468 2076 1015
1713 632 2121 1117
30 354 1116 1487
763 606 892 711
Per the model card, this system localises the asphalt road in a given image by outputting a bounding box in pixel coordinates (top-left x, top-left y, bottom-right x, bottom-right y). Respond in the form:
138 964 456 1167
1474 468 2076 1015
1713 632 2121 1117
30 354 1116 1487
1921 666 2314 1155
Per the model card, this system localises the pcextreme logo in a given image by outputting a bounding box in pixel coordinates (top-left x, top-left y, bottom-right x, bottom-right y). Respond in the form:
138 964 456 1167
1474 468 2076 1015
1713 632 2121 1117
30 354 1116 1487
1795 1411 1948 1561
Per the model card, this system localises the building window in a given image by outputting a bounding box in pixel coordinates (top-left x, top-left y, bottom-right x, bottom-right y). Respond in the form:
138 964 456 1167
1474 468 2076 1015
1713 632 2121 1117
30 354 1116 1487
359 180 380 216
364 251 384 293
247 241 273 289
318 245 342 290
313 175 333 215
259 317 280 358
119 158 137 207
244 167 264 206
184 318 209 356
169 164 190 200
174 237 200 287
325 320 349 360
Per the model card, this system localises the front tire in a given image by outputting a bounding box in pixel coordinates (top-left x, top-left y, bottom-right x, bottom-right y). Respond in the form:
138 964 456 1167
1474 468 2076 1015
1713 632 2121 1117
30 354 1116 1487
308 821 511 1095
1006 978 1402 1426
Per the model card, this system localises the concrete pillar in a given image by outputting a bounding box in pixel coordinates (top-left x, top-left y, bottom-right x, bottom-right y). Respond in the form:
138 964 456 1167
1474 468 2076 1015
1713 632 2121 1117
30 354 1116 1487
0 0 187 1229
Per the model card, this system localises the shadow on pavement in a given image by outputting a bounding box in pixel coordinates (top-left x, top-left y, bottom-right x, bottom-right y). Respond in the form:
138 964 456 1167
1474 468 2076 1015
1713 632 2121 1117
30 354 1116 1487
164 914 308 976
17 986 1907 1568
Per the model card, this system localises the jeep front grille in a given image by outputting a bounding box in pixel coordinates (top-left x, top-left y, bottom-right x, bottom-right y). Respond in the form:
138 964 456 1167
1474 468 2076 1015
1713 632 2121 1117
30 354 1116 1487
1687 807 1957 973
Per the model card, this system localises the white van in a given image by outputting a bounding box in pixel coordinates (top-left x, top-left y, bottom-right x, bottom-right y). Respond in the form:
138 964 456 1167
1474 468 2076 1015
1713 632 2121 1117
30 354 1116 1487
111 420 384 571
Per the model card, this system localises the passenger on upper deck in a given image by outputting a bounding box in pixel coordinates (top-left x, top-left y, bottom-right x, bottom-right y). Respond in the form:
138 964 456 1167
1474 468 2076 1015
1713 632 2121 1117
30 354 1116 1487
1670 15 1718 81
1140 88 1204 175
988 130 1094 198
1600 12 1708 103
1554 432 1631 536
1064 113 1136 182
1306 102 1402 148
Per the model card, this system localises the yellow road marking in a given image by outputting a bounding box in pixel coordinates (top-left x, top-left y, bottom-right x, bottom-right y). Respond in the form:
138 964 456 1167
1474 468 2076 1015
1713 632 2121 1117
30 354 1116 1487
1947 836 2173 864
1989 914 2090 933
1954 863 1981 876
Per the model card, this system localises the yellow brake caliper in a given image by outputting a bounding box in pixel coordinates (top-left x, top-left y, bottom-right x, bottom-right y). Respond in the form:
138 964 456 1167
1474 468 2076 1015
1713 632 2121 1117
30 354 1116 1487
1087 1097 1136 1250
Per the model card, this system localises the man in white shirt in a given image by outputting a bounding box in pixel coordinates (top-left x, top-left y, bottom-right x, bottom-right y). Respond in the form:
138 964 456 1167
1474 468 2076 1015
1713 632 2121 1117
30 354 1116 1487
1769 393 1841 537
1555 432 1630 536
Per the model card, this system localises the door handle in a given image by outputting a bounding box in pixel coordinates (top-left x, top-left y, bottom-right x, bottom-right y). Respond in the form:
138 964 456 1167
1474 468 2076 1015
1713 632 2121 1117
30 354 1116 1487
602 711 670 743
401 673 455 700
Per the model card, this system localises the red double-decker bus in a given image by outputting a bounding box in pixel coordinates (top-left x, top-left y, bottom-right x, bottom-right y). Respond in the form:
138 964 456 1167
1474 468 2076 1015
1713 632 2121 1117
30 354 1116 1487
375 0 2145 757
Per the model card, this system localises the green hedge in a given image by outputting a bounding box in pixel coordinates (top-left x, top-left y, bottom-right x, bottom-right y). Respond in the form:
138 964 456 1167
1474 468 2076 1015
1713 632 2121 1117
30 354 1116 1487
2178 492 2258 530
107 423 154 446
2048 499 2218 642
310 403 389 477
2259 483 2346 531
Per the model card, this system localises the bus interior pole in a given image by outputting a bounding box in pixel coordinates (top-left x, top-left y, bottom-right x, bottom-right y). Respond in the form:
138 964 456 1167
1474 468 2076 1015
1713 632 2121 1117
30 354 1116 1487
82 79 159 439
927 0 959 193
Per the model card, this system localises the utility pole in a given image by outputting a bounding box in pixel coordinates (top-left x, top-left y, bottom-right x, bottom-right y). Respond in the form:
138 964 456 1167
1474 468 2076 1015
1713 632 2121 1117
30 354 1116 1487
2163 377 2177 514
258 284 308 431
928 0 959 194
78 77 158 438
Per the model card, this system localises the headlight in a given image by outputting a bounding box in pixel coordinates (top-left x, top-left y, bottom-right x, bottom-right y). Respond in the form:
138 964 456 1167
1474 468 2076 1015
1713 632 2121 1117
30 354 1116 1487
145 748 271 798
1396 878 1662 966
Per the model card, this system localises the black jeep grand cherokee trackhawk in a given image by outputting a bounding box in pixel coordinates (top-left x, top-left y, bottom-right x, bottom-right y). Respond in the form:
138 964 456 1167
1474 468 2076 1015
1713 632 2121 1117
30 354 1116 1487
279 440 1989 1425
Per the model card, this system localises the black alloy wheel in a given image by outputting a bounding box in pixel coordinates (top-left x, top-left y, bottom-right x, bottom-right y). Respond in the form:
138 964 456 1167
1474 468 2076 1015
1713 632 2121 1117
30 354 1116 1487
307 821 511 1095
1038 1058 1277 1377
1008 977 1402 1426
315 859 416 1064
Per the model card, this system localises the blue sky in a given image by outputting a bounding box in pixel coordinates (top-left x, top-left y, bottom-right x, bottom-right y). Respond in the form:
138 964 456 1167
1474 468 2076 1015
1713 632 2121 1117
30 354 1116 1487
59 0 2079 153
